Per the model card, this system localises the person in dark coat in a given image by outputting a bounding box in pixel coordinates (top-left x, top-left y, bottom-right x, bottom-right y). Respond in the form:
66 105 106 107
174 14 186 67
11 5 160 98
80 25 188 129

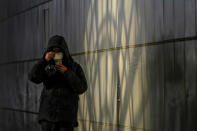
28 35 88 131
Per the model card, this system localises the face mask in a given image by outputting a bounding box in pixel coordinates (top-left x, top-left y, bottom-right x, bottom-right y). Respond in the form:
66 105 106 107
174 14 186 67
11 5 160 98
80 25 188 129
53 52 63 64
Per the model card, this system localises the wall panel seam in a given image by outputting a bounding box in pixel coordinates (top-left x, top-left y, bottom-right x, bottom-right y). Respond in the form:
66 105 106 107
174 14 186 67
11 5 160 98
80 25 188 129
0 35 196 66
0 0 53 23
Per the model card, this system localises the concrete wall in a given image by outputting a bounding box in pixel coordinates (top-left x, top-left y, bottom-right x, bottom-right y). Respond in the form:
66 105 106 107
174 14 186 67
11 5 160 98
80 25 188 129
0 0 197 131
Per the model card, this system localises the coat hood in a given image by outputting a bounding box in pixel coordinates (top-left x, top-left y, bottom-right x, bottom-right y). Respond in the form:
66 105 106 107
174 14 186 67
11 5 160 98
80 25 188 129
42 35 74 66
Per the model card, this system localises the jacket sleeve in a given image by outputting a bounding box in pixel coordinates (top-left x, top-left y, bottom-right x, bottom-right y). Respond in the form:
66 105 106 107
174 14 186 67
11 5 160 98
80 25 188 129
63 63 88 94
28 58 49 84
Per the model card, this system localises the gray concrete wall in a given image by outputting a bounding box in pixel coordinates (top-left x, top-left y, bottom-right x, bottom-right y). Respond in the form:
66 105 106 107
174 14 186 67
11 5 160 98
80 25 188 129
0 0 197 131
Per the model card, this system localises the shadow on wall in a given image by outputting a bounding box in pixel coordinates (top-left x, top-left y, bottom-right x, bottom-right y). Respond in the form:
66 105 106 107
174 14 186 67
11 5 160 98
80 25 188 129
60 0 185 131
62 0 146 130
52 0 193 131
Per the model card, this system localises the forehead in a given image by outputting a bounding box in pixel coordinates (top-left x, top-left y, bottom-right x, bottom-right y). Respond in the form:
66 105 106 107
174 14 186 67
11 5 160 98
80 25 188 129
52 47 61 52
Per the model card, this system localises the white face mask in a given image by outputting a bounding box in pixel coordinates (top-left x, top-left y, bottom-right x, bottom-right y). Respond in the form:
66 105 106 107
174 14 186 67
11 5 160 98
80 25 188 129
54 52 63 64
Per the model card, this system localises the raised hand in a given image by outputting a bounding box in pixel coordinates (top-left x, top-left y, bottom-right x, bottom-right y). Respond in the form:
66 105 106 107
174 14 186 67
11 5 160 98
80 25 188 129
45 51 56 62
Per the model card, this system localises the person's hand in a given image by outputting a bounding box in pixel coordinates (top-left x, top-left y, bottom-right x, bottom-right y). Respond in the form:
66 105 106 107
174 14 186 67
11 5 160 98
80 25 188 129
45 51 56 62
55 63 68 73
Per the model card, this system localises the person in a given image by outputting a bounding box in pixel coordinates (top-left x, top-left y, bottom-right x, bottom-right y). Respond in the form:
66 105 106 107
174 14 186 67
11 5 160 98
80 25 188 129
28 35 88 131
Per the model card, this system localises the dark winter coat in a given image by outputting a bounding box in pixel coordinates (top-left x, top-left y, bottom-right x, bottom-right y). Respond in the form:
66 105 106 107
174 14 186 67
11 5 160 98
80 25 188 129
28 35 88 127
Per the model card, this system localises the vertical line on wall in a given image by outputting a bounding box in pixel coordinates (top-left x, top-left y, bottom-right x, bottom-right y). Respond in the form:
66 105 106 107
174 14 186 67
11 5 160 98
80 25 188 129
116 65 120 131
43 8 49 48
162 1 166 131
183 0 187 130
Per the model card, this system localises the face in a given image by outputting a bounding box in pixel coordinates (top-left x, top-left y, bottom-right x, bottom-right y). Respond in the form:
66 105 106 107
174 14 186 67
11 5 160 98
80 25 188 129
52 47 64 60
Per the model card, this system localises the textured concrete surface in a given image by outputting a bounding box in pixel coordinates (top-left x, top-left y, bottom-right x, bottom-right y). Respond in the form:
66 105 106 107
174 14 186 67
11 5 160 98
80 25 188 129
0 0 197 131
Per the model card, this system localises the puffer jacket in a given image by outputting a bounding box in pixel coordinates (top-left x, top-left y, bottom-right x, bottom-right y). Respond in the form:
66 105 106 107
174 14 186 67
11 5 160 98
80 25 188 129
28 35 88 127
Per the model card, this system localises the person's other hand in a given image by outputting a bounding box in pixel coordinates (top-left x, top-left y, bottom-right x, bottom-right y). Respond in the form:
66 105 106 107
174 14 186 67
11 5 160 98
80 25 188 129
45 51 56 61
55 64 68 73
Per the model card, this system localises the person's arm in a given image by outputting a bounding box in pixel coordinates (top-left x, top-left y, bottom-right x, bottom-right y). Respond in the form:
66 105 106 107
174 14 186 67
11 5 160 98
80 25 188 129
63 63 88 94
28 58 49 84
